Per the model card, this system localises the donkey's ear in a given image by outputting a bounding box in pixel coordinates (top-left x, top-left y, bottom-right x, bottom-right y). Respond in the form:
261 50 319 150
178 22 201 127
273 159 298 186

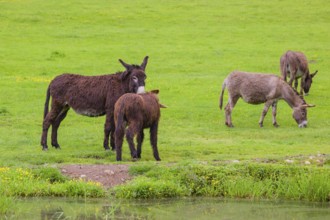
119 59 132 70
140 56 149 70
302 104 316 108
150 89 159 94
159 103 167 108
311 70 318 78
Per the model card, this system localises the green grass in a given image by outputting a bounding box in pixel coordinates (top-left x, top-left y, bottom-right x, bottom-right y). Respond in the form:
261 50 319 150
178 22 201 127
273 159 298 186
0 0 329 202
115 162 330 202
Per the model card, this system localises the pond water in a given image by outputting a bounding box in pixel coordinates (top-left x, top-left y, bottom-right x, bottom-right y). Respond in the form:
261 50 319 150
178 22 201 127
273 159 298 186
2 197 330 220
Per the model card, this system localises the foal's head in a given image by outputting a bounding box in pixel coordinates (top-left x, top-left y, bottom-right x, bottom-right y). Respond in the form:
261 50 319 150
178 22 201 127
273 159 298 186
119 56 149 94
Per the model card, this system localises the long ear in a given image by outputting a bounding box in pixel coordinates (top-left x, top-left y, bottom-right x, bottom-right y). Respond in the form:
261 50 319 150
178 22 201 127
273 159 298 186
150 89 159 94
119 59 132 70
311 70 318 78
159 103 167 108
302 104 316 108
140 56 149 70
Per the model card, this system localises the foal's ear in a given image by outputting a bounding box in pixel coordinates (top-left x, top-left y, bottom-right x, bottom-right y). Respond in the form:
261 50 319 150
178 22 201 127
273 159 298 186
150 89 159 94
311 70 318 78
302 104 316 108
140 56 149 70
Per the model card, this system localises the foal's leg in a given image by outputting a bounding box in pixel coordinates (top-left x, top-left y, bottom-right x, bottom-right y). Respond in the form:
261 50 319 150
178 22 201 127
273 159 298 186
150 122 161 161
51 106 69 149
271 101 279 127
41 101 63 151
136 130 144 158
115 123 125 161
224 95 239 127
259 100 272 127
125 123 139 160
103 113 112 151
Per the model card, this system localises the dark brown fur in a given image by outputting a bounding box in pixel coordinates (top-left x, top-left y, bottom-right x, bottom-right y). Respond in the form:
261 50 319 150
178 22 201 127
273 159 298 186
280 50 318 95
41 56 149 151
219 71 315 128
114 90 165 161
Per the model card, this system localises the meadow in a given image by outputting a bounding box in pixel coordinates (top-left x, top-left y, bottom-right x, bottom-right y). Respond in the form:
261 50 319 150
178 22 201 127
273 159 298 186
0 0 329 205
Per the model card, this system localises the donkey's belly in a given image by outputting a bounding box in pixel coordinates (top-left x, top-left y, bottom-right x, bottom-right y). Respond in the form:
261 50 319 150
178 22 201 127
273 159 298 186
73 108 106 117
243 96 267 105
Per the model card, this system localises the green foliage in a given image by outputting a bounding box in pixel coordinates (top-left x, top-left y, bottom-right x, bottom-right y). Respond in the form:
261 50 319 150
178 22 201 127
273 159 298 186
0 196 15 215
0 167 105 197
115 177 185 199
32 167 68 183
114 163 330 202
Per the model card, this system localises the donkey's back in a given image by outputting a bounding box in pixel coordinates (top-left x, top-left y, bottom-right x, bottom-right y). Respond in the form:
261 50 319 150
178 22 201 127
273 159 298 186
221 71 282 106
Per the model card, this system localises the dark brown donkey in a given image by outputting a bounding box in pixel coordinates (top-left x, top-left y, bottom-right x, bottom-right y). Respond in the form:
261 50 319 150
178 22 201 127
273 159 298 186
114 90 166 161
280 50 318 95
41 56 149 151
219 71 315 128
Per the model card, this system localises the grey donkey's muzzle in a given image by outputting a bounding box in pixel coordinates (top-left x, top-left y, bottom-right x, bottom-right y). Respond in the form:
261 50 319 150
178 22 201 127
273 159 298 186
298 120 308 128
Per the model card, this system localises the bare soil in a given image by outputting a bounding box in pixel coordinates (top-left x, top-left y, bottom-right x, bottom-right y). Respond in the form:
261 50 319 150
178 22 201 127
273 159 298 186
60 164 131 189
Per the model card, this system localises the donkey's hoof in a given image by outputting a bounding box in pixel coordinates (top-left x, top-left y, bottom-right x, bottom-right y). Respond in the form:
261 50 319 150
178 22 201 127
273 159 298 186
42 147 48 151
273 123 279 128
52 143 61 149
259 123 263 128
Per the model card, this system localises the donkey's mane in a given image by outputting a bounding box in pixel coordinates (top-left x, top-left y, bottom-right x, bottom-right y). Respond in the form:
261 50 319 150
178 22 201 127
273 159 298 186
289 85 306 104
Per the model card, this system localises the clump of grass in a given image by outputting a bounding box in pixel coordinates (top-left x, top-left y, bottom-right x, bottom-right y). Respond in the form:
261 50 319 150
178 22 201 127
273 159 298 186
0 195 15 215
32 167 68 183
114 163 330 202
0 167 105 197
114 177 185 199
0 107 9 116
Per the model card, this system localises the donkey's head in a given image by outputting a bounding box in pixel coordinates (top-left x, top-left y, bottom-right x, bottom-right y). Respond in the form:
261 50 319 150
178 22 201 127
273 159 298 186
292 103 315 128
119 56 149 94
303 70 318 95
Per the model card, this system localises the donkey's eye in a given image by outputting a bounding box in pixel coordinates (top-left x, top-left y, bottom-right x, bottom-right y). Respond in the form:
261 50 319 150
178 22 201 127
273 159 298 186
132 76 138 82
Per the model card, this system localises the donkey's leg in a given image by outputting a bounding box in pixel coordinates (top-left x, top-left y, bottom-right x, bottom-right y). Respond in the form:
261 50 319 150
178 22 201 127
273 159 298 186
41 101 63 151
109 116 116 151
288 71 296 87
51 106 69 149
125 123 139 160
150 122 161 161
259 101 272 127
136 130 144 158
103 113 112 150
271 101 279 127
294 78 299 91
115 123 125 161
224 96 239 127
299 78 305 96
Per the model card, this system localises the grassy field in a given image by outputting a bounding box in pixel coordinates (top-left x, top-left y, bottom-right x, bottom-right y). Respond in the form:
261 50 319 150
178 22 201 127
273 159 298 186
0 0 329 201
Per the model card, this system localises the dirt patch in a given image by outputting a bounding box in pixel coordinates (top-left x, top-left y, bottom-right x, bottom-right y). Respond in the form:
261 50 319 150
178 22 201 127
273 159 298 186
60 164 132 189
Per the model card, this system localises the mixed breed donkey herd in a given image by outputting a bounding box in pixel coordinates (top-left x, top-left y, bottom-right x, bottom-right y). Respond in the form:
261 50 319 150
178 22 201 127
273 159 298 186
40 50 318 161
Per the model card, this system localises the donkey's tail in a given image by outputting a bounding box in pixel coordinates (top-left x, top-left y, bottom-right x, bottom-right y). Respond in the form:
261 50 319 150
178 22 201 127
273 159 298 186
43 86 51 119
115 104 125 131
219 79 227 110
